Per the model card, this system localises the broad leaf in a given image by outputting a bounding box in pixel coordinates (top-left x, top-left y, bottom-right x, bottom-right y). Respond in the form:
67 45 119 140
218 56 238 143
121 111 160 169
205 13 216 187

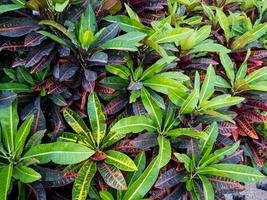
155 168 184 189
110 116 156 135
0 18 39 37
105 150 137 171
166 128 207 140
22 142 94 165
13 165 41 183
204 164 265 183
98 162 127 190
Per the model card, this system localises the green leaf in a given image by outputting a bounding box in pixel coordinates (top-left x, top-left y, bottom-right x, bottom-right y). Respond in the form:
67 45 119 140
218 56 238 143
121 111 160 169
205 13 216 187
0 4 24 14
126 152 146 186
190 43 230 53
110 116 156 135
200 94 244 111
22 142 94 165
13 165 41 183
79 5 96 33
39 20 73 40
200 141 240 167
153 28 194 44
104 15 150 34
200 122 218 155
168 89 187 107
100 191 114 200
105 150 137 171
63 108 94 147
141 88 162 129
198 175 214 200
16 67 35 86
140 58 167 80
105 64 131 80
206 164 265 183
194 25 211 44
72 160 97 200
101 32 146 51
174 153 191 172
219 53 235 85
244 67 267 84
15 115 34 158
157 136 171 168
122 157 160 200
0 83 33 92
87 92 106 147
124 3 140 22
202 110 235 123
165 128 207 140
231 23 267 50
98 162 127 190
199 65 216 105
0 101 18 153
54 0 69 12
216 8 231 42
179 89 199 114
0 164 13 200
215 75 231 88
37 30 75 51
144 77 187 95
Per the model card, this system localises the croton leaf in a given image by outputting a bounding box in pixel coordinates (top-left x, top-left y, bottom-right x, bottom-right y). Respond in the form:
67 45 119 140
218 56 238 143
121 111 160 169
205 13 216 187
0 18 40 37
105 150 137 171
97 162 127 190
72 160 97 200
22 142 95 165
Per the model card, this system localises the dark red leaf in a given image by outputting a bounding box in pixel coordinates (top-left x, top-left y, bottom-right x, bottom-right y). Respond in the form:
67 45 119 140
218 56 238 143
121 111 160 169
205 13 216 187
24 32 46 47
0 18 40 37
0 91 17 109
104 97 128 115
25 43 55 68
130 132 158 148
58 63 79 82
155 168 185 189
235 117 259 139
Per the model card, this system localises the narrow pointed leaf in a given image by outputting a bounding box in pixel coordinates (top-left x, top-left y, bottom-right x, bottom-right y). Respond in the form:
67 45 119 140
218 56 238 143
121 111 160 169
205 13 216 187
87 92 106 146
141 88 162 129
0 164 13 200
122 157 160 200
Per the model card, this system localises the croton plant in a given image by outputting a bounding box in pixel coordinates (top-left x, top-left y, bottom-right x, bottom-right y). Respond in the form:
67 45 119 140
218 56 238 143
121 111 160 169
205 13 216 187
0 0 267 200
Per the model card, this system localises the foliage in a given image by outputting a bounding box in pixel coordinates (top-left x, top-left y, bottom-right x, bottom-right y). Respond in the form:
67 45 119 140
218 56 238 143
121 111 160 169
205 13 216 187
0 0 266 199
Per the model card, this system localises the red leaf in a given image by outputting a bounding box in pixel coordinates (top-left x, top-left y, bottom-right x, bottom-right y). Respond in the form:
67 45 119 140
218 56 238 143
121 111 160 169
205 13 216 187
235 117 259 139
